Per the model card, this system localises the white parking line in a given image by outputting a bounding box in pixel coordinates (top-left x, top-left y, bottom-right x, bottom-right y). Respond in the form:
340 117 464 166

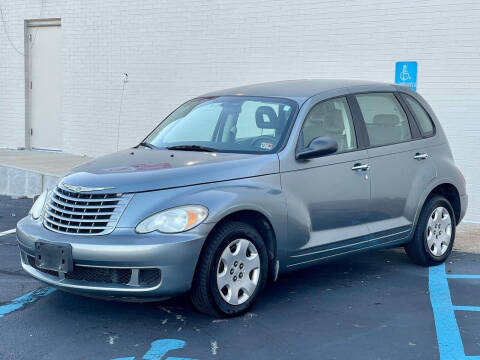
0 229 16 237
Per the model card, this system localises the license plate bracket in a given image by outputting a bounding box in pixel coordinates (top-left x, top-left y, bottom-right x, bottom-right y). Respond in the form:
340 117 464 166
35 242 73 273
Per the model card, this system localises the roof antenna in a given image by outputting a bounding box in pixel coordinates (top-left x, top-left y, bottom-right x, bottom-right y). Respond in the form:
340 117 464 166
116 73 128 151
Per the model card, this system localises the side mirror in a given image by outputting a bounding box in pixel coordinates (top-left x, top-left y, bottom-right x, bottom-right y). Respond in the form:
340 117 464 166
296 136 338 160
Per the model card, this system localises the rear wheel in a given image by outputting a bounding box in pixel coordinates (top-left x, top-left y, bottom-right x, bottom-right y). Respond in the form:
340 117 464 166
405 195 456 266
190 221 268 317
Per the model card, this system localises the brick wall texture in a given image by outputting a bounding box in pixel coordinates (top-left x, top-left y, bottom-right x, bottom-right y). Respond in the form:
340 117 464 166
0 1 479 221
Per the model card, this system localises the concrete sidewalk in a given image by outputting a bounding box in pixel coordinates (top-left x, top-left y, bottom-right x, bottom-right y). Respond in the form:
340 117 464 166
0 149 91 198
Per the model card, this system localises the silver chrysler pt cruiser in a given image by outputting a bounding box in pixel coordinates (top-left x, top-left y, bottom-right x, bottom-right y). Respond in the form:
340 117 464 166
17 80 468 317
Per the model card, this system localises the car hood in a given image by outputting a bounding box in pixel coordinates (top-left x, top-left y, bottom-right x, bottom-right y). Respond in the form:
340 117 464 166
60 149 279 193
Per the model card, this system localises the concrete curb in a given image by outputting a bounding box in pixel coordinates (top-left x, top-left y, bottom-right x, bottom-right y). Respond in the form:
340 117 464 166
0 165 60 198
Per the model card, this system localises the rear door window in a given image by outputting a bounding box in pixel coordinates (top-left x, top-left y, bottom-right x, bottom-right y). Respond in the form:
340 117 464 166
356 93 411 147
403 94 435 136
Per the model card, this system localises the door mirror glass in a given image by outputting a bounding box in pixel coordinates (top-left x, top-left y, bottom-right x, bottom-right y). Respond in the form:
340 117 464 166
296 136 338 160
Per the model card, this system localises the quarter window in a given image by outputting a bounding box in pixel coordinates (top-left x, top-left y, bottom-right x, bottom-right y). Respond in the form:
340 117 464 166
301 97 356 153
403 95 435 136
356 93 411 146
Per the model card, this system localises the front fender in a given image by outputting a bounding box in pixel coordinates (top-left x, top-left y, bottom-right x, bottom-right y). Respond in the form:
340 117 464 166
117 174 287 257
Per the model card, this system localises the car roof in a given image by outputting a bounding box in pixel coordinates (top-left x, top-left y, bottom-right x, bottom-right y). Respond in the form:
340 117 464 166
201 79 399 104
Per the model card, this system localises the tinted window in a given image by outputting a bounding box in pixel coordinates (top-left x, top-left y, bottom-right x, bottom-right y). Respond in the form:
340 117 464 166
301 97 356 153
145 96 297 154
404 95 434 136
356 93 411 146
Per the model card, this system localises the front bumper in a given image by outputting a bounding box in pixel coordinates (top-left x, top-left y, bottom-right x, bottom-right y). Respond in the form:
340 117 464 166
16 216 215 300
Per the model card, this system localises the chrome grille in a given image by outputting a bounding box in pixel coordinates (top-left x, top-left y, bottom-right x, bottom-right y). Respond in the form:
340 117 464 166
43 185 132 235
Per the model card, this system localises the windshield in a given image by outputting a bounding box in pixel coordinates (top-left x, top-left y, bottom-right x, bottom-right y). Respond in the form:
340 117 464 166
144 96 298 154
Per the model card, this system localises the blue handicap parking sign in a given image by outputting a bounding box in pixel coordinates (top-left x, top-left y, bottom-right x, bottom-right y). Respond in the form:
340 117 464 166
395 61 417 91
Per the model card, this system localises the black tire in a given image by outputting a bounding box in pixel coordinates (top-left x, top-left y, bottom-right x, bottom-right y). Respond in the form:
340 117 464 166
405 195 456 266
190 221 269 317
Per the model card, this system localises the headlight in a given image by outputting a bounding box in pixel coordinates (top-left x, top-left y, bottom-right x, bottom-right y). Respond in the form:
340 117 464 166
136 205 208 234
30 191 48 220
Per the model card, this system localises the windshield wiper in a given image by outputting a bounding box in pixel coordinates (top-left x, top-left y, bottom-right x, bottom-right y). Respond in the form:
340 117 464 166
136 142 157 149
166 145 218 152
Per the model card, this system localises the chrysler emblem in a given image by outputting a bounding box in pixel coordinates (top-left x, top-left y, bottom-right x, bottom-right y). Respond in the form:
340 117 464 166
61 183 115 193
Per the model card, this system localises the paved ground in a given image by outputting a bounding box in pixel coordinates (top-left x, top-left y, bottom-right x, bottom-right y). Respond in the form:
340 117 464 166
0 196 479 360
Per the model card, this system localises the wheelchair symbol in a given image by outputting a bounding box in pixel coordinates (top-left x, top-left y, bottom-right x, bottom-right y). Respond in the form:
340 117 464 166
112 339 197 360
399 64 411 81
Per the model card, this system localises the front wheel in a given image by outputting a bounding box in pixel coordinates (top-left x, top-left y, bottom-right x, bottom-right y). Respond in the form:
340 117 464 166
405 195 456 266
190 221 268 317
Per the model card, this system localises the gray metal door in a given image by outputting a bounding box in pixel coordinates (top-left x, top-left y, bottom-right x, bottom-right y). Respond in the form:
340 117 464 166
27 20 63 150
281 150 372 268
280 96 372 268
355 92 436 241
367 141 435 238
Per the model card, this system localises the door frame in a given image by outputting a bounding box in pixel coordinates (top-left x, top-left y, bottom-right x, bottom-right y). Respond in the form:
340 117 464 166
24 18 61 150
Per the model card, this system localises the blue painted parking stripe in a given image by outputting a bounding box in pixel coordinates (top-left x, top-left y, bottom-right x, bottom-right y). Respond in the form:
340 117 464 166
143 339 196 360
0 287 55 318
453 306 480 312
111 339 196 360
430 264 480 359
429 264 467 359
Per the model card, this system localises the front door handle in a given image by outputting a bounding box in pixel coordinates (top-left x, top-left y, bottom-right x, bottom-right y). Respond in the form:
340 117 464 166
414 152 428 160
352 163 370 171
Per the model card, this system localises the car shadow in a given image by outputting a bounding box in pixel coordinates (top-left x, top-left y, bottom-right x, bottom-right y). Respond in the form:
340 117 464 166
48 247 417 319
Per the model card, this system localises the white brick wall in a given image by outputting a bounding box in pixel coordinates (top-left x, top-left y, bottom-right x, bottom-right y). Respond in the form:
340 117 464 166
0 0 479 221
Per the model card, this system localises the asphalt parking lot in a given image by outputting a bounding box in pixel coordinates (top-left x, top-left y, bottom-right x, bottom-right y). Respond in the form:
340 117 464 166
1 196 479 360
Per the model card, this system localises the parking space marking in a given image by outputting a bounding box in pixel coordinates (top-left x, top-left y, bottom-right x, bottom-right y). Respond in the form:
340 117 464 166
0 228 16 237
447 274 480 279
429 264 480 360
453 306 480 312
0 287 55 318
111 339 197 360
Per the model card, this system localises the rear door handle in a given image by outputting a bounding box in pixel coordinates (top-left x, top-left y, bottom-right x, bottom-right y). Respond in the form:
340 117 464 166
414 152 428 160
352 163 370 171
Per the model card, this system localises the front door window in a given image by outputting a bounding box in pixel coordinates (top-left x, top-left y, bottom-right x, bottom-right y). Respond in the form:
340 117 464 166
300 97 357 152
